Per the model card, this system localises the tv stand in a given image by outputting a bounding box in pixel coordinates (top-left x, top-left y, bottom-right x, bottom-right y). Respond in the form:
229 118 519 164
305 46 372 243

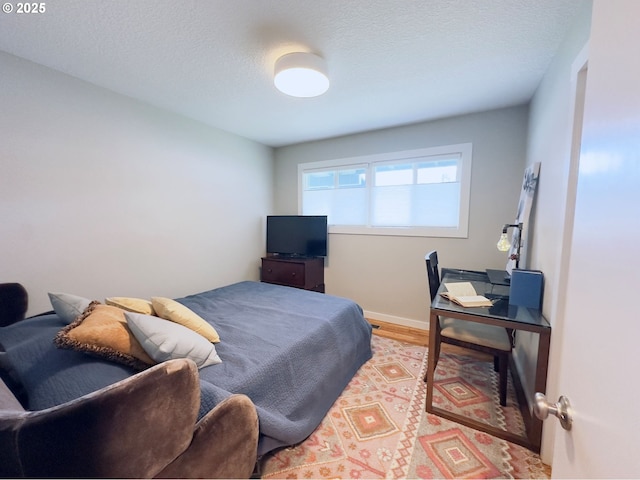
261 256 325 293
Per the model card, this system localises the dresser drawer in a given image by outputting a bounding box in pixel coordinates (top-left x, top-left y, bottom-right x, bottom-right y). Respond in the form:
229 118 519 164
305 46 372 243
260 256 325 292
261 259 306 287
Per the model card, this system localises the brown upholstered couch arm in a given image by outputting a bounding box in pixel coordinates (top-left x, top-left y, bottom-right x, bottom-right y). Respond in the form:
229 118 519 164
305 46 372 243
0 359 259 479
156 393 259 479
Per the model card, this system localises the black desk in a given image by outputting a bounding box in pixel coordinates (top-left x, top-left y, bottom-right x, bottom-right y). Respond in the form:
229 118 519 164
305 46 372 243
425 269 551 452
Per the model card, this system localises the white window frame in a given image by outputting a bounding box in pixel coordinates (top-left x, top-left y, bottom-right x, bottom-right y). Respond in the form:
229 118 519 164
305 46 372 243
298 143 472 238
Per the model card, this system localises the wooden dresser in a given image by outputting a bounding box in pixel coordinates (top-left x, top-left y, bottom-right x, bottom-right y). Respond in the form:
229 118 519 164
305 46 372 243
260 256 325 293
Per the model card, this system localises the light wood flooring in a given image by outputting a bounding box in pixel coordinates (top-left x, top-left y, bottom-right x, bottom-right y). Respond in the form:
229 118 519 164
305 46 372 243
367 318 427 346
367 318 493 361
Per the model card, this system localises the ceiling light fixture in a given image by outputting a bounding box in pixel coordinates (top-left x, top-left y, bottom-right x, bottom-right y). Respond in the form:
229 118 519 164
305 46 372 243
274 52 330 98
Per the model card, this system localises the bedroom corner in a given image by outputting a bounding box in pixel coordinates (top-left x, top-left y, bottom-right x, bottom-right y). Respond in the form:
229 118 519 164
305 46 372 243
0 52 275 316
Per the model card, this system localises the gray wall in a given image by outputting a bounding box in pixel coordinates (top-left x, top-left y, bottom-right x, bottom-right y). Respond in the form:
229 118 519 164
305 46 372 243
0 52 274 316
274 106 528 327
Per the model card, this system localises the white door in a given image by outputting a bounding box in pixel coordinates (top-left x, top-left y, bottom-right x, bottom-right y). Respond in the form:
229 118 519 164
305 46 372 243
550 1 640 477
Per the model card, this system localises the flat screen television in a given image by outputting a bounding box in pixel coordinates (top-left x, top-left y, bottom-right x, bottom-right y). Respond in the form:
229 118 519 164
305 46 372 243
266 215 328 257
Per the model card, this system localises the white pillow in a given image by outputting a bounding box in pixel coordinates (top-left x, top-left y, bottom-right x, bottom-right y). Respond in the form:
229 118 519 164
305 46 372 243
125 312 222 369
48 292 92 324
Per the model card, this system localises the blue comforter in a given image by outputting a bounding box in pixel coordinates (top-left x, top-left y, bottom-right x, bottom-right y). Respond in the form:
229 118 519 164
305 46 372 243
0 281 372 456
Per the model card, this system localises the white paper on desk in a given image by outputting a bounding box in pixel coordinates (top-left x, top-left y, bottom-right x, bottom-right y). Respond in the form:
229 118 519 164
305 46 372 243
443 282 478 296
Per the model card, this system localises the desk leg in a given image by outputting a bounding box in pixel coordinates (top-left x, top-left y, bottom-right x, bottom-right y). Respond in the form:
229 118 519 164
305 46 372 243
425 310 438 412
529 328 551 450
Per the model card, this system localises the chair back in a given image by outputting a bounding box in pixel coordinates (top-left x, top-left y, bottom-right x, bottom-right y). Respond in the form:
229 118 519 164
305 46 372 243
425 251 441 301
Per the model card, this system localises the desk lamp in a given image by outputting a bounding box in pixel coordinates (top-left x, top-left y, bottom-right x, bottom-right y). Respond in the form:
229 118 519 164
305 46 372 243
496 222 523 268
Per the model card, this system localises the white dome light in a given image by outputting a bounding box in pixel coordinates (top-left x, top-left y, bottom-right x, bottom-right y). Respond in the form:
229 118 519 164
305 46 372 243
274 52 330 98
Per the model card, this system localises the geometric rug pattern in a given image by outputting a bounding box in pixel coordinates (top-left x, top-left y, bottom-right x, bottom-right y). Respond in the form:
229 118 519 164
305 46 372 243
434 377 490 408
417 428 501 478
430 352 526 437
260 335 551 479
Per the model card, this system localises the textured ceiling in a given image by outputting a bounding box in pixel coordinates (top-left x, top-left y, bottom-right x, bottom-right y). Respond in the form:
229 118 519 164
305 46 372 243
0 0 585 147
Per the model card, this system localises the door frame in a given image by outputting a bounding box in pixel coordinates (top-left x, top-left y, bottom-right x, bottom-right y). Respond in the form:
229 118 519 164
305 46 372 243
540 42 588 464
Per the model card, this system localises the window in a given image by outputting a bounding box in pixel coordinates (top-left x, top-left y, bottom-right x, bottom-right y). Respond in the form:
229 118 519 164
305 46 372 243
299 143 472 237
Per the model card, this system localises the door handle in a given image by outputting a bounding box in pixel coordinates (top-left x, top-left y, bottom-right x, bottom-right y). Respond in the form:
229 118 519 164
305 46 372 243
533 392 573 431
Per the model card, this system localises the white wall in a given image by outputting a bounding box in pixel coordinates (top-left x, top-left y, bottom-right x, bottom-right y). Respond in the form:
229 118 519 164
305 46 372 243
274 107 528 328
521 0 593 464
0 52 274 316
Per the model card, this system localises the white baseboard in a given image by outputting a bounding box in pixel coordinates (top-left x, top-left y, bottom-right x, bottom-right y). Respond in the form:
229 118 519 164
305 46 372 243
363 310 428 331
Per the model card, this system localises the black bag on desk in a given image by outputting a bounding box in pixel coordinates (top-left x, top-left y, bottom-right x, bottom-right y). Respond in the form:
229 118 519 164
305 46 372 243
509 269 543 310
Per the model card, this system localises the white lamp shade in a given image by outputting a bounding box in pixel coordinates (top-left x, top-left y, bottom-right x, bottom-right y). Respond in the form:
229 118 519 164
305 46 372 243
274 52 330 98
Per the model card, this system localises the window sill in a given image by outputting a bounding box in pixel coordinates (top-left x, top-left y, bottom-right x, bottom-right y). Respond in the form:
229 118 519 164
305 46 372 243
328 225 468 238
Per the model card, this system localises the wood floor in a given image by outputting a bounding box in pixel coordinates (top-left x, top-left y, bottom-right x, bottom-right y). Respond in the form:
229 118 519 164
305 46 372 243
367 318 493 361
367 318 428 346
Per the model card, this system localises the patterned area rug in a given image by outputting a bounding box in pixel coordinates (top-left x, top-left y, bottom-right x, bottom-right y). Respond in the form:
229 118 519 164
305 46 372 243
260 335 550 479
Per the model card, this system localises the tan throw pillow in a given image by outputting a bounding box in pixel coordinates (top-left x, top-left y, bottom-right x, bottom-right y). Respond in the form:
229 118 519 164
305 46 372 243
54 302 155 370
105 297 155 316
151 297 220 343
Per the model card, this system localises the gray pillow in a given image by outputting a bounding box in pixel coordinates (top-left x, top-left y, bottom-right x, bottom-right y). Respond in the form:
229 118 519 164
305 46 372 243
125 312 222 368
48 292 92 324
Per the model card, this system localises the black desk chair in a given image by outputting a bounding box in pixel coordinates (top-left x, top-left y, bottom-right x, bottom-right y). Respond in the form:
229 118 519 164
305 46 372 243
424 251 513 406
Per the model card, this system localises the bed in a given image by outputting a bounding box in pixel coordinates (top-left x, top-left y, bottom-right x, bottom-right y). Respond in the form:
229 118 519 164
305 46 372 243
0 280 373 457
